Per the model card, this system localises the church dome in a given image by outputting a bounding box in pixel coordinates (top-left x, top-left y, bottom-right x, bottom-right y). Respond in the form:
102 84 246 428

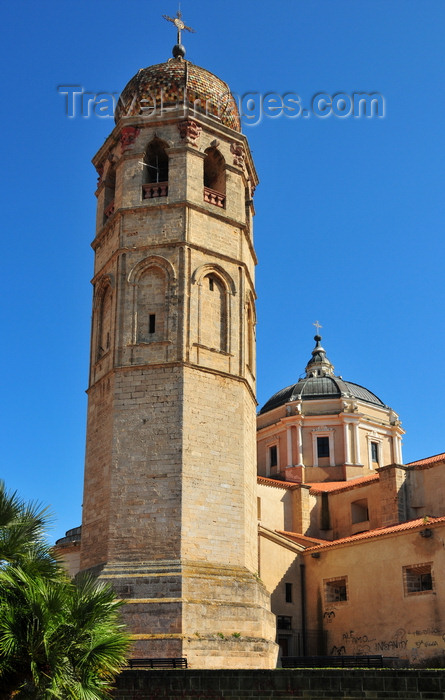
115 58 241 131
259 335 386 414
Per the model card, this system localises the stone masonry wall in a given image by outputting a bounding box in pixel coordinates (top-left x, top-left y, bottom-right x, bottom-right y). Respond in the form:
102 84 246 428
181 367 256 570
378 465 407 527
108 366 183 562
80 374 114 570
113 669 445 699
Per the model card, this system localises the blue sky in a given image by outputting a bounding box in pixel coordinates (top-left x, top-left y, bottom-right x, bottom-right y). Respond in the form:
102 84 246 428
1 0 444 542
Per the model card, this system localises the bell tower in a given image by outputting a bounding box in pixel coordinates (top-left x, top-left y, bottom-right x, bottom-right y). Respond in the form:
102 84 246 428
80 27 277 668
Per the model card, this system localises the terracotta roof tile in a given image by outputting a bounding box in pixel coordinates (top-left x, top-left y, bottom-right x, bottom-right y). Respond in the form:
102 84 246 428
405 452 445 468
115 60 241 130
307 474 379 494
277 531 327 546
257 476 299 490
304 516 445 553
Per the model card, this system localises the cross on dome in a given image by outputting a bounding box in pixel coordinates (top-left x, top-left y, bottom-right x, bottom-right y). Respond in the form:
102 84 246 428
163 9 195 58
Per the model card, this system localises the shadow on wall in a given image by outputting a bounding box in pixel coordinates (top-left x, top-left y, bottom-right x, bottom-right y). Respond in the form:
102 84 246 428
271 557 325 661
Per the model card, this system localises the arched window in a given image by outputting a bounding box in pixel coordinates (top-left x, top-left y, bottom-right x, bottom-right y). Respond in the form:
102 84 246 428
246 299 255 372
103 167 116 222
200 273 227 351
136 266 166 343
142 138 169 199
97 284 112 360
203 147 226 208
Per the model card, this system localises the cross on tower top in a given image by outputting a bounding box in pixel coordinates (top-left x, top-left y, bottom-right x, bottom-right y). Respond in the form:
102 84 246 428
163 9 195 57
313 320 323 335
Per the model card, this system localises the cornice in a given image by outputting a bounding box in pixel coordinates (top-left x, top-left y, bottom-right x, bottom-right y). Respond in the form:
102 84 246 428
258 525 305 552
87 360 256 403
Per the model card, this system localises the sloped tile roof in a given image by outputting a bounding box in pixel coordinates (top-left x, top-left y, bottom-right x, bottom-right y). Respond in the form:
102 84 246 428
257 474 380 493
257 476 299 490
303 516 445 553
277 531 327 546
406 452 445 468
307 474 379 494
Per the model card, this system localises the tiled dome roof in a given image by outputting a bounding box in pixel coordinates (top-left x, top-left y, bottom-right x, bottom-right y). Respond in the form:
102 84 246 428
259 377 385 414
115 58 241 131
259 335 386 414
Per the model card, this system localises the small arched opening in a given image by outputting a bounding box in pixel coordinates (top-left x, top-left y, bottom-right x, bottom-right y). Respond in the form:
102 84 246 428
103 167 116 223
96 284 112 361
246 299 255 373
203 147 226 208
142 138 169 199
200 273 228 352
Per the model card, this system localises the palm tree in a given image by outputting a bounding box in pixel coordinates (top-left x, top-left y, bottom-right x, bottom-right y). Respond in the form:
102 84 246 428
0 481 57 577
0 482 129 699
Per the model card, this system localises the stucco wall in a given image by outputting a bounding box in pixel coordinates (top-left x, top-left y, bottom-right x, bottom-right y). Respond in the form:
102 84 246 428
56 545 81 578
305 524 445 665
324 483 382 539
407 461 445 519
257 482 296 533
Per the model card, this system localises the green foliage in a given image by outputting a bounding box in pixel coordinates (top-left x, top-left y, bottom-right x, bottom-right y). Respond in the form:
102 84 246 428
0 481 58 579
0 481 129 699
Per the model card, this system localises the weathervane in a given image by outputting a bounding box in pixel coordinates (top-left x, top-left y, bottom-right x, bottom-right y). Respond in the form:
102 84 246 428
313 320 322 335
163 8 195 58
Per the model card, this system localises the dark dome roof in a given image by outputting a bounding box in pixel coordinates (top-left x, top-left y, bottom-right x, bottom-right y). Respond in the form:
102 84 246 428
259 376 386 414
259 334 387 414
115 58 241 131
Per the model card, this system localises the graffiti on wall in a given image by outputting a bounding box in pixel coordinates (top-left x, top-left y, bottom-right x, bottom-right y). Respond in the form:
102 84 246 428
330 645 346 656
323 610 335 623
324 614 445 662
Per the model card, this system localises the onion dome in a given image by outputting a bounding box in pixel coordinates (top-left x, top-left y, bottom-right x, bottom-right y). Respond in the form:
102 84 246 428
115 58 241 131
259 335 386 414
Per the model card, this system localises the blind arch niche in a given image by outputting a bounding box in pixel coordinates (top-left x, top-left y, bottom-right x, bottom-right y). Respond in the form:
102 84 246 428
128 256 176 345
192 264 236 354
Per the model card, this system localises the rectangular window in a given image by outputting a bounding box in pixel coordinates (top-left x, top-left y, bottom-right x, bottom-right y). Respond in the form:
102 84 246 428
149 314 156 334
277 616 292 630
269 445 278 468
371 442 379 462
257 497 261 520
325 577 348 604
285 582 293 603
403 563 434 596
317 436 330 458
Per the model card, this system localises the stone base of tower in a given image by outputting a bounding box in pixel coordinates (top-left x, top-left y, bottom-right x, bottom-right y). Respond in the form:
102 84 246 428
97 560 278 669
183 635 278 669
182 561 278 669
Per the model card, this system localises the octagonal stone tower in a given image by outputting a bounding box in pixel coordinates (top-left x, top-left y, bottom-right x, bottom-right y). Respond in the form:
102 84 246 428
79 53 277 668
